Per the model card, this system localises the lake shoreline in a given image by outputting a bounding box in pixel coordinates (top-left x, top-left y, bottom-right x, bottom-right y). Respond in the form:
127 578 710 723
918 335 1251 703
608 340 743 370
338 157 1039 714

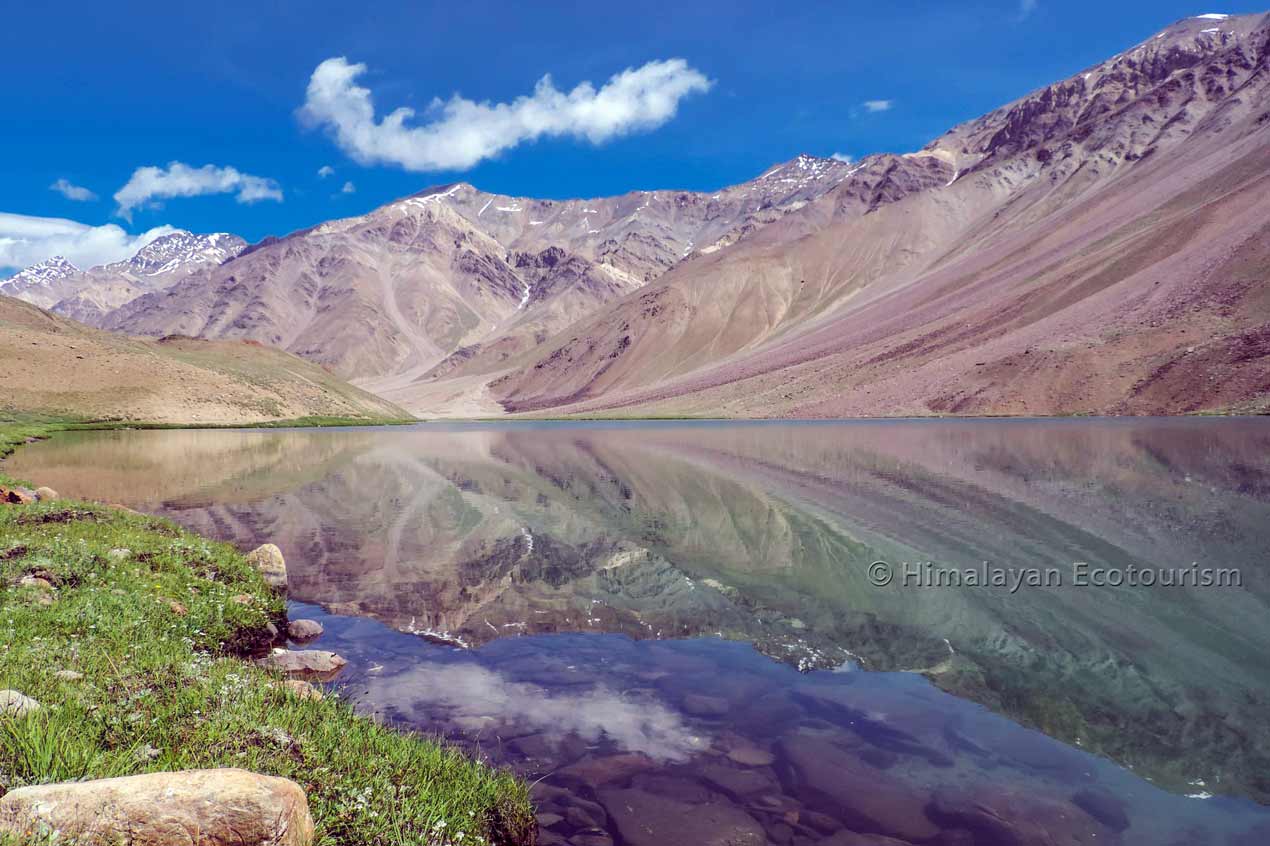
0 422 536 845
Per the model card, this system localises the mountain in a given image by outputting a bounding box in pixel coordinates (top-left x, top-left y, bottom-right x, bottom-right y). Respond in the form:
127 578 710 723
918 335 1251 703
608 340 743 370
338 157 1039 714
0 256 83 308
484 12 1270 417
83 13 1270 417
97 154 863 412
2 230 247 324
0 293 406 424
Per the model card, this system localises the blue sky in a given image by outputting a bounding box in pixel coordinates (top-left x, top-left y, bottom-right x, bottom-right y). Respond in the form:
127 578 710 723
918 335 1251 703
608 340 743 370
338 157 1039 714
3 1 1262 271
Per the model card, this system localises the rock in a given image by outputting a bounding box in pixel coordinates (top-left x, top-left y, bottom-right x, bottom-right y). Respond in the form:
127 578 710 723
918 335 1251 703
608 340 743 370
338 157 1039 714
283 679 323 701
53 670 84 682
565 804 606 830
33 487 59 501
798 810 842 834
822 832 917 846
18 575 54 591
726 742 776 767
927 786 1114 846
257 649 347 681
231 593 254 605
697 762 775 800
598 787 767 846
681 692 730 717
0 768 313 846
0 690 40 717
1 486 36 505
535 812 564 828
765 821 794 844
168 600 189 617
628 773 713 804
245 543 287 590
106 548 131 563
287 619 324 641
558 752 654 786
569 834 614 846
1071 787 1130 833
776 734 940 843
133 744 162 763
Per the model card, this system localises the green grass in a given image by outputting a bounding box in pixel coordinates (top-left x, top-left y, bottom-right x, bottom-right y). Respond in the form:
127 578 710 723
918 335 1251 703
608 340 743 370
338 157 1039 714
0 448 533 844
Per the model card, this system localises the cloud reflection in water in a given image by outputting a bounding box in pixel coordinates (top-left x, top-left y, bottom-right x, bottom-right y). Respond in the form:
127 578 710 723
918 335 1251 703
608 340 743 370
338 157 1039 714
361 661 705 761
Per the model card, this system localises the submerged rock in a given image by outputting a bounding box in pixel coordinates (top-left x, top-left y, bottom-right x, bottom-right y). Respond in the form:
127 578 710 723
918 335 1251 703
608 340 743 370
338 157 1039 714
0 768 313 846
0 690 40 717
776 734 940 842
246 543 288 590
725 742 776 767
681 692 730 717
598 787 767 846
821 832 917 846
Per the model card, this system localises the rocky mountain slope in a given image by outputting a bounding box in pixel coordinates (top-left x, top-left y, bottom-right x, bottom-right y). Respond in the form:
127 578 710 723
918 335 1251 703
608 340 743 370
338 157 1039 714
41 12 1270 418
0 294 406 424
92 155 880 410
2 231 246 324
485 12 1270 417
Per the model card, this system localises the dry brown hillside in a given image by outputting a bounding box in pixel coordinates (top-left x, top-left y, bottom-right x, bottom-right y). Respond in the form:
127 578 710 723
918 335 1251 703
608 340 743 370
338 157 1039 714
0 294 409 424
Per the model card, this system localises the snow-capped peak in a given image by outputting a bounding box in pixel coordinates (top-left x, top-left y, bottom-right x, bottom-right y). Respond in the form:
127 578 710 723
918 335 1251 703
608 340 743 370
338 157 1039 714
2 255 80 288
118 230 247 276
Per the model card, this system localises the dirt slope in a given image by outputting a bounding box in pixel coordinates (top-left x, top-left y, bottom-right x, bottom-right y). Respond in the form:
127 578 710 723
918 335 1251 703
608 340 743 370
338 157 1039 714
0 295 408 424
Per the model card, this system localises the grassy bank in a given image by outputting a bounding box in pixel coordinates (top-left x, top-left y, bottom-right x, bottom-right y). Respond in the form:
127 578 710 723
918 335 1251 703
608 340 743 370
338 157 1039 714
0 430 533 845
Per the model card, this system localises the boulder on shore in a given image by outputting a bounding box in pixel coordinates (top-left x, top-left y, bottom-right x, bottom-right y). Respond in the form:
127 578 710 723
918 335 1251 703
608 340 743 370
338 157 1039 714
246 543 288 590
34 487 59 501
287 619 324 641
283 679 324 701
1 486 37 505
257 649 347 681
0 690 40 717
0 768 313 846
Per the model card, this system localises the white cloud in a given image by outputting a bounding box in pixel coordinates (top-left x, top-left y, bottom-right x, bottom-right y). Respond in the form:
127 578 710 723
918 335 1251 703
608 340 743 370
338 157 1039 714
318 165 335 178
49 179 98 202
1017 0 1038 20
113 162 283 219
0 212 177 271
340 180 356 194
831 152 854 163
862 99 893 113
300 56 713 172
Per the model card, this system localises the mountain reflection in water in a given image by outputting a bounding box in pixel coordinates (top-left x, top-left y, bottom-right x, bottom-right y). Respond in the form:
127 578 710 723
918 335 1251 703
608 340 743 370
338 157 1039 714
9 419 1270 845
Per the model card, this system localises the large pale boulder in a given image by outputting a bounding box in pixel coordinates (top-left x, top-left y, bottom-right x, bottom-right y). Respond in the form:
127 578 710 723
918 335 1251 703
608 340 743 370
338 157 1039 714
34 487 59 501
0 690 40 717
245 543 288 590
286 619 324 641
0 768 313 846
257 649 347 681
